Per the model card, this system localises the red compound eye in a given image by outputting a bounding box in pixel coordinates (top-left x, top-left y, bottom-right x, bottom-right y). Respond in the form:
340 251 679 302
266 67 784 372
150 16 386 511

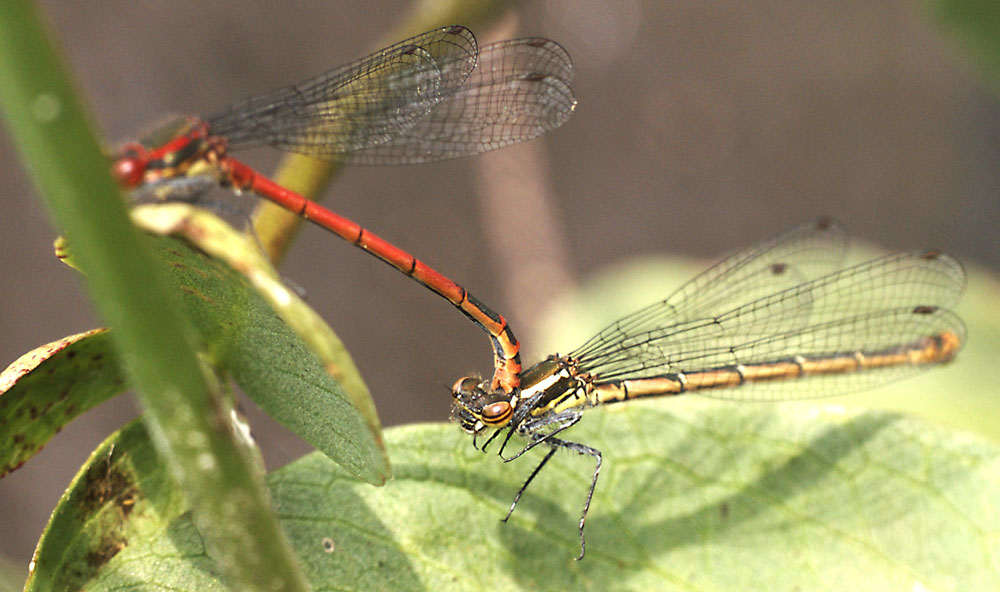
111 143 147 187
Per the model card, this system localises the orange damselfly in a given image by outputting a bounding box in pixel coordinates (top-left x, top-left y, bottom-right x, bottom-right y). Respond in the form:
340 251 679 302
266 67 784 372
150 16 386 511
450 218 965 558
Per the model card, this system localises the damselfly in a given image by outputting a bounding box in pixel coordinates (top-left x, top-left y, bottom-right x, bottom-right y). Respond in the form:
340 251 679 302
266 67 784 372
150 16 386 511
111 25 576 392
450 218 965 559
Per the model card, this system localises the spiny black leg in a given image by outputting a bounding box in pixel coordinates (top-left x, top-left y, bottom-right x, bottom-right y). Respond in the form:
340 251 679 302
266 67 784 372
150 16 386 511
503 446 558 522
575 444 601 560
500 411 582 462
479 427 503 453
497 390 548 457
502 435 603 560
542 436 602 560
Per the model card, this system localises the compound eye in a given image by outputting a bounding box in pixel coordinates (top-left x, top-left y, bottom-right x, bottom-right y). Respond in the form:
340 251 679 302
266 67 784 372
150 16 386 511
480 401 512 426
112 157 142 187
111 145 147 187
451 376 480 397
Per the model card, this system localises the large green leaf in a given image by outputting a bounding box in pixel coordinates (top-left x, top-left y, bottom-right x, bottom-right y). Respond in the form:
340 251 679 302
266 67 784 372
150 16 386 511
131 204 387 484
24 419 186 592
1 204 387 485
53 402 1000 590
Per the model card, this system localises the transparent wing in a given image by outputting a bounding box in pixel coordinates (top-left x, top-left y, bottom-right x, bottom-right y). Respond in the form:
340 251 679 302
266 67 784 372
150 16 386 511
573 218 849 360
207 26 479 155
346 38 576 164
206 30 576 163
574 244 966 401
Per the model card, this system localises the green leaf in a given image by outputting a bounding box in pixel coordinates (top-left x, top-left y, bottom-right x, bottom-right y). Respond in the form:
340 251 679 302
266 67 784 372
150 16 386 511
25 419 187 592
130 203 388 484
61 403 1000 590
0 329 123 476
2 204 387 485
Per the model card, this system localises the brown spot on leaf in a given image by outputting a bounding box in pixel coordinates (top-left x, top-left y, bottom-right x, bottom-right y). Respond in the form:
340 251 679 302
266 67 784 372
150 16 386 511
86 532 127 568
79 453 137 518
179 285 215 303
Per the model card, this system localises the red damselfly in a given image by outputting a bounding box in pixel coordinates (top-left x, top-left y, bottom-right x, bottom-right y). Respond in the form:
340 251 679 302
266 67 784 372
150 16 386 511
450 218 965 559
112 26 576 392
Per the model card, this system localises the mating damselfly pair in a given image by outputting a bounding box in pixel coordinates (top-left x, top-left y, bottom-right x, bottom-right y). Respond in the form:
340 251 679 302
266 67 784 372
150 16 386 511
110 26 965 560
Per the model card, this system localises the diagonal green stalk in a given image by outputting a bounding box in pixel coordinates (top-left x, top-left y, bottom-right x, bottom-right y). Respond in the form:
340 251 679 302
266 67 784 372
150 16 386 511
0 2 308 591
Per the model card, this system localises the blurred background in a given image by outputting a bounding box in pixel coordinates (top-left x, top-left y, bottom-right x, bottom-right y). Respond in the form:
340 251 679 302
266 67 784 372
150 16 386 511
1 0 998 573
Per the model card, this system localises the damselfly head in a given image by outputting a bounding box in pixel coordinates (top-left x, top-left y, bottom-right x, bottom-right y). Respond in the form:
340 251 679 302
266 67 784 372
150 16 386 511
112 117 216 191
450 376 515 434
110 142 149 188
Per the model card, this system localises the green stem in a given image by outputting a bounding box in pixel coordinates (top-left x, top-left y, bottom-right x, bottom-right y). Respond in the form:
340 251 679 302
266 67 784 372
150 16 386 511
0 3 308 590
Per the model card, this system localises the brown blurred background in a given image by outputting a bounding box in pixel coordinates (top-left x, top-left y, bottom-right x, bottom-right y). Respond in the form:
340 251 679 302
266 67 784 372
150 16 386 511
1 0 998 571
